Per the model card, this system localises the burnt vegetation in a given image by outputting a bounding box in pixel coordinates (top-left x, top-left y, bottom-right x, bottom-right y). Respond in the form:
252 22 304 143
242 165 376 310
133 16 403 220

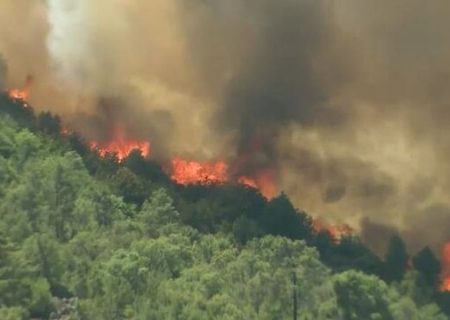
0 94 449 319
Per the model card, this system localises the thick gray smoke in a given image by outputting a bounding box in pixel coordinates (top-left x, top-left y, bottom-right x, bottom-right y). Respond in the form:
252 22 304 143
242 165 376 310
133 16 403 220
1 0 450 253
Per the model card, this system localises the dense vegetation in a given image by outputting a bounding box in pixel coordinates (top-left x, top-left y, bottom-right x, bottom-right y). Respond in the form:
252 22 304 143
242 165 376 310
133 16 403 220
0 93 449 319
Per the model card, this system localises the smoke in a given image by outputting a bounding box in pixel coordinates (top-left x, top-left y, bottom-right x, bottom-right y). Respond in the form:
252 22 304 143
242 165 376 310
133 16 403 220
0 54 6 90
1 0 450 252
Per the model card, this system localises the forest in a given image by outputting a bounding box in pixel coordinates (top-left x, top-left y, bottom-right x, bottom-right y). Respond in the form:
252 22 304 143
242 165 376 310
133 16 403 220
1 93 450 319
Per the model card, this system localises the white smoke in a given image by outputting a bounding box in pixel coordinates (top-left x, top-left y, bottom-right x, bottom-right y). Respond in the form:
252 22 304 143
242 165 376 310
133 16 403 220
46 0 133 94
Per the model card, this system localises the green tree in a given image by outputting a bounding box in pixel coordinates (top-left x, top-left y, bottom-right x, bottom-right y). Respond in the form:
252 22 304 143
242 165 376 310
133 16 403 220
333 270 394 320
138 188 180 236
261 193 313 241
37 112 61 136
384 235 408 283
413 246 440 288
112 167 148 206
232 216 263 244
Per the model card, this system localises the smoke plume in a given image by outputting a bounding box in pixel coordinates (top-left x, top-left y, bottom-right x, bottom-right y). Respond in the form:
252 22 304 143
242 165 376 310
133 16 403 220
1 0 450 252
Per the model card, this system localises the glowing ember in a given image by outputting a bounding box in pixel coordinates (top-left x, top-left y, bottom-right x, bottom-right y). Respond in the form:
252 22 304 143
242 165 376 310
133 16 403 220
440 242 450 291
60 127 72 136
171 158 229 185
313 218 354 242
7 75 33 103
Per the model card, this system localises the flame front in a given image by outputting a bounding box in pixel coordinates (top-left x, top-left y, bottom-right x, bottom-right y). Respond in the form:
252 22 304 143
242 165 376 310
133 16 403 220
171 158 229 185
440 242 450 291
86 126 277 197
89 124 151 161
90 139 151 161
170 157 277 198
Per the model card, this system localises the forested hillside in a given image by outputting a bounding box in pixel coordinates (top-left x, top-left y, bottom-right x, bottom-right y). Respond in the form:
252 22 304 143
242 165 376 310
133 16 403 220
0 94 449 319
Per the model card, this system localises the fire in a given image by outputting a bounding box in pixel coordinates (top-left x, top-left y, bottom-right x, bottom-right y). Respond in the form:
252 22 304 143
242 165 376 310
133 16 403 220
90 126 151 161
170 157 277 198
313 218 354 242
85 125 276 197
238 169 277 199
440 242 450 291
238 176 258 189
7 75 33 103
90 139 151 161
253 169 277 200
171 158 229 185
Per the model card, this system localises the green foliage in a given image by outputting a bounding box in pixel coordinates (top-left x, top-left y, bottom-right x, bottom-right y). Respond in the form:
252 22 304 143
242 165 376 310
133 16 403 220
413 246 441 288
232 216 263 244
334 270 392 319
0 108 447 319
37 112 61 136
261 193 313 241
123 149 169 184
112 168 148 206
384 235 409 283
139 188 180 230
0 306 29 320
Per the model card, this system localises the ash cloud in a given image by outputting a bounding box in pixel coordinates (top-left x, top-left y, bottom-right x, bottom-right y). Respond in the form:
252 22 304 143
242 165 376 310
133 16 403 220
1 0 450 252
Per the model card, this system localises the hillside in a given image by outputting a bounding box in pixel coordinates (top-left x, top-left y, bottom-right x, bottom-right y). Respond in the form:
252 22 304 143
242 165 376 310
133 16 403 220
0 94 449 319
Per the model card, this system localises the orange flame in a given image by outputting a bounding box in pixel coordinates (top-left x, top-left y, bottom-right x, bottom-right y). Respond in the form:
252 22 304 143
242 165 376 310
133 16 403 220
238 169 277 199
238 176 258 189
440 242 450 291
253 169 277 200
90 125 151 161
171 158 229 185
8 75 33 103
90 139 151 161
313 218 354 242
170 157 277 198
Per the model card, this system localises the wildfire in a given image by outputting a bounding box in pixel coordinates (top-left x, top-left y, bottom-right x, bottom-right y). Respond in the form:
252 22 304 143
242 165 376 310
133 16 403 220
7 75 33 103
89 124 151 161
313 218 354 242
75 122 276 196
252 169 277 200
238 169 277 199
89 125 150 161
90 139 151 161
440 242 450 291
238 176 258 189
171 158 229 185
170 157 277 198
